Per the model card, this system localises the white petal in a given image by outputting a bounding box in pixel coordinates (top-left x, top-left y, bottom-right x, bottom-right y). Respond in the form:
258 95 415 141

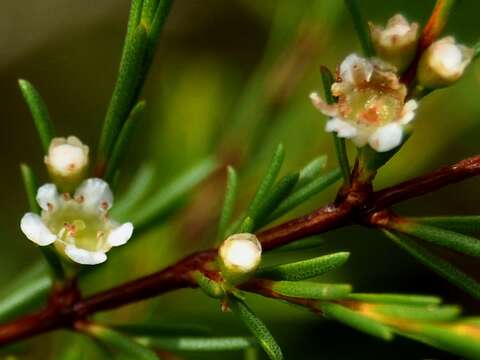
399 99 418 124
75 178 113 211
325 118 358 138
309 92 338 117
20 213 56 246
107 222 133 247
64 244 107 265
369 123 404 152
340 54 374 84
36 183 59 211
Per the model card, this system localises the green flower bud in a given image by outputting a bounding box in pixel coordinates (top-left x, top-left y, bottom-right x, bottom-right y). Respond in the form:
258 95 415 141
369 14 419 73
417 36 474 89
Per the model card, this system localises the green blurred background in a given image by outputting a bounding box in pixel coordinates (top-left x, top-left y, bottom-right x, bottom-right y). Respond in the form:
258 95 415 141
0 0 480 358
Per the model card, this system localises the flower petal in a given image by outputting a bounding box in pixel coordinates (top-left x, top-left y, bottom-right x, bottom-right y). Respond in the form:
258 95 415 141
309 92 338 117
107 222 133 247
369 123 403 152
75 178 113 211
325 118 358 138
340 54 374 84
64 244 107 265
20 213 56 246
399 99 418 124
36 183 59 211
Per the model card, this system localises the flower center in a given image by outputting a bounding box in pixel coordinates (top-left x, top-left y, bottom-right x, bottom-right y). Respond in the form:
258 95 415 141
44 201 108 252
343 88 403 126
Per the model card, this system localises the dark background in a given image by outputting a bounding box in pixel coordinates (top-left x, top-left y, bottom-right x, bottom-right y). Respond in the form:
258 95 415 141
0 0 479 358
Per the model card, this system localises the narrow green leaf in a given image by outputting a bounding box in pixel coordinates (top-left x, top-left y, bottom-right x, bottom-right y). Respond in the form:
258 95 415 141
57 334 89 360
85 323 159 360
347 293 441 306
105 101 146 183
217 166 238 241
272 281 352 300
251 173 299 229
137 336 255 352
410 323 480 359
145 0 174 66
320 303 393 341
257 252 350 281
391 221 480 257
344 0 374 56
320 66 350 185
238 216 255 233
130 156 217 230
372 304 461 322
384 230 480 299
0 262 50 322
271 236 325 253
246 144 285 218
295 156 328 190
141 0 158 24
192 271 225 299
111 163 156 221
113 323 211 337
20 164 65 281
230 297 284 360
126 0 145 41
269 169 341 221
408 216 480 234
18 79 55 152
98 23 149 164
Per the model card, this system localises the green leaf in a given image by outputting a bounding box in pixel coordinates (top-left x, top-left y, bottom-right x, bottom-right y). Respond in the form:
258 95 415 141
113 323 211 337
409 322 480 359
111 163 157 221
347 293 441 306
271 236 325 253
141 0 158 24
372 304 461 322
105 100 146 183
269 169 341 221
246 144 285 219
238 216 255 233
130 156 217 230
144 0 174 69
18 79 55 152
230 297 284 360
343 0 374 57
192 271 225 299
125 0 145 40
408 216 480 234
295 156 328 190
391 221 480 257
137 336 255 352
320 303 393 341
271 281 352 300
97 23 149 165
320 66 350 185
251 173 299 229
20 164 65 281
0 261 50 322
384 230 480 299
217 166 238 241
84 323 159 360
257 252 349 281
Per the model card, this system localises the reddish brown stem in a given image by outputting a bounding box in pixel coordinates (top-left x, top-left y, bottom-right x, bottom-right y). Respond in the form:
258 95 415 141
0 154 479 346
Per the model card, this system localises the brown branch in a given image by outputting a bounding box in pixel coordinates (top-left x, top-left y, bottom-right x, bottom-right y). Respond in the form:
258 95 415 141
1 154 480 346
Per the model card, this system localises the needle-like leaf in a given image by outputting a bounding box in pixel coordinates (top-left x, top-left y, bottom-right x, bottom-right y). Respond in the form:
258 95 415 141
18 79 55 152
408 216 480 234
343 0 374 56
271 281 352 300
217 166 238 241
137 336 256 352
347 293 441 306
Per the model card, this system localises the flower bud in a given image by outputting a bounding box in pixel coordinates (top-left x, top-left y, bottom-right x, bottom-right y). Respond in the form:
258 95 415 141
369 14 419 72
44 136 89 192
218 233 262 285
417 36 474 88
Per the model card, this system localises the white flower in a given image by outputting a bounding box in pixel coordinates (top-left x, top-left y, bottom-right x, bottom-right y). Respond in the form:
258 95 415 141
44 136 89 191
20 178 133 265
310 54 417 152
417 36 474 88
369 14 419 72
219 233 262 274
